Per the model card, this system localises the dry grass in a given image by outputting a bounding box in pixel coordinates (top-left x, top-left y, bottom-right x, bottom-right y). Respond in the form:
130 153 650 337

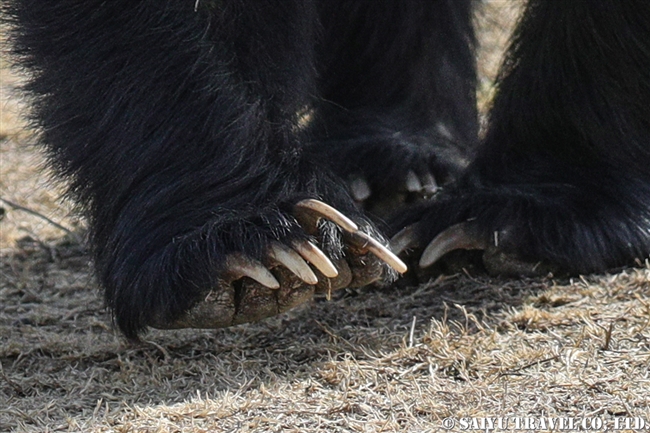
0 45 79 250
2 246 648 432
2 2 649 432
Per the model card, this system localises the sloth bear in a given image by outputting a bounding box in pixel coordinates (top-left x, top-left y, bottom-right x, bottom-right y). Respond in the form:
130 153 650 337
5 0 649 338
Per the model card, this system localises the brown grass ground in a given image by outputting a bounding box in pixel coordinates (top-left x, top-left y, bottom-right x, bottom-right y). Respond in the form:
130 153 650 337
1 2 649 432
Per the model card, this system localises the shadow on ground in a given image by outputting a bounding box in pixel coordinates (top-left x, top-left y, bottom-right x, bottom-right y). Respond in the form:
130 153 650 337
1 234 541 427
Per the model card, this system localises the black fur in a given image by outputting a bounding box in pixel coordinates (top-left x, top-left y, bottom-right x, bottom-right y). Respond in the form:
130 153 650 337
4 0 363 338
5 0 650 338
307 1 478 201
394 0 650 274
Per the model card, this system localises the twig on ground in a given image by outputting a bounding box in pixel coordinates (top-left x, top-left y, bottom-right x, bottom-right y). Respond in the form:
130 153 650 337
0 196 82 244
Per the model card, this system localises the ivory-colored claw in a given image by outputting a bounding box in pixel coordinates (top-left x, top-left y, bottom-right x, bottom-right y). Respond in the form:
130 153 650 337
405 170 423 192
294 199 407 274
225 254 280 289
294 199 359 233
390 224 419 256
419 222 488 268
293 240 339 278
421 172 438 194
353 231 408 274
269 242 319 285
350 177 372 202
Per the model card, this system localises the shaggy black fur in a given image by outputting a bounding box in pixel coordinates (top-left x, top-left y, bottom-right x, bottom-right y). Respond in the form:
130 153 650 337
394 0 650 274
4 0 362 338
5 0 650 337
307 1 478 204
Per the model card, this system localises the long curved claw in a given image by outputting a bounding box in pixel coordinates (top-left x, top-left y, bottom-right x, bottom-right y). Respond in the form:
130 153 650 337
420 172 438 195
294 199 359 234
419 222 488 268
405 170 423 192
390 224 419 256
225 254 280 289
158 198 410 330
268 242 319 285
350 231 408 274
293 240 339 278
405 170 438 196
295 198 407 274
350 177 372 202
